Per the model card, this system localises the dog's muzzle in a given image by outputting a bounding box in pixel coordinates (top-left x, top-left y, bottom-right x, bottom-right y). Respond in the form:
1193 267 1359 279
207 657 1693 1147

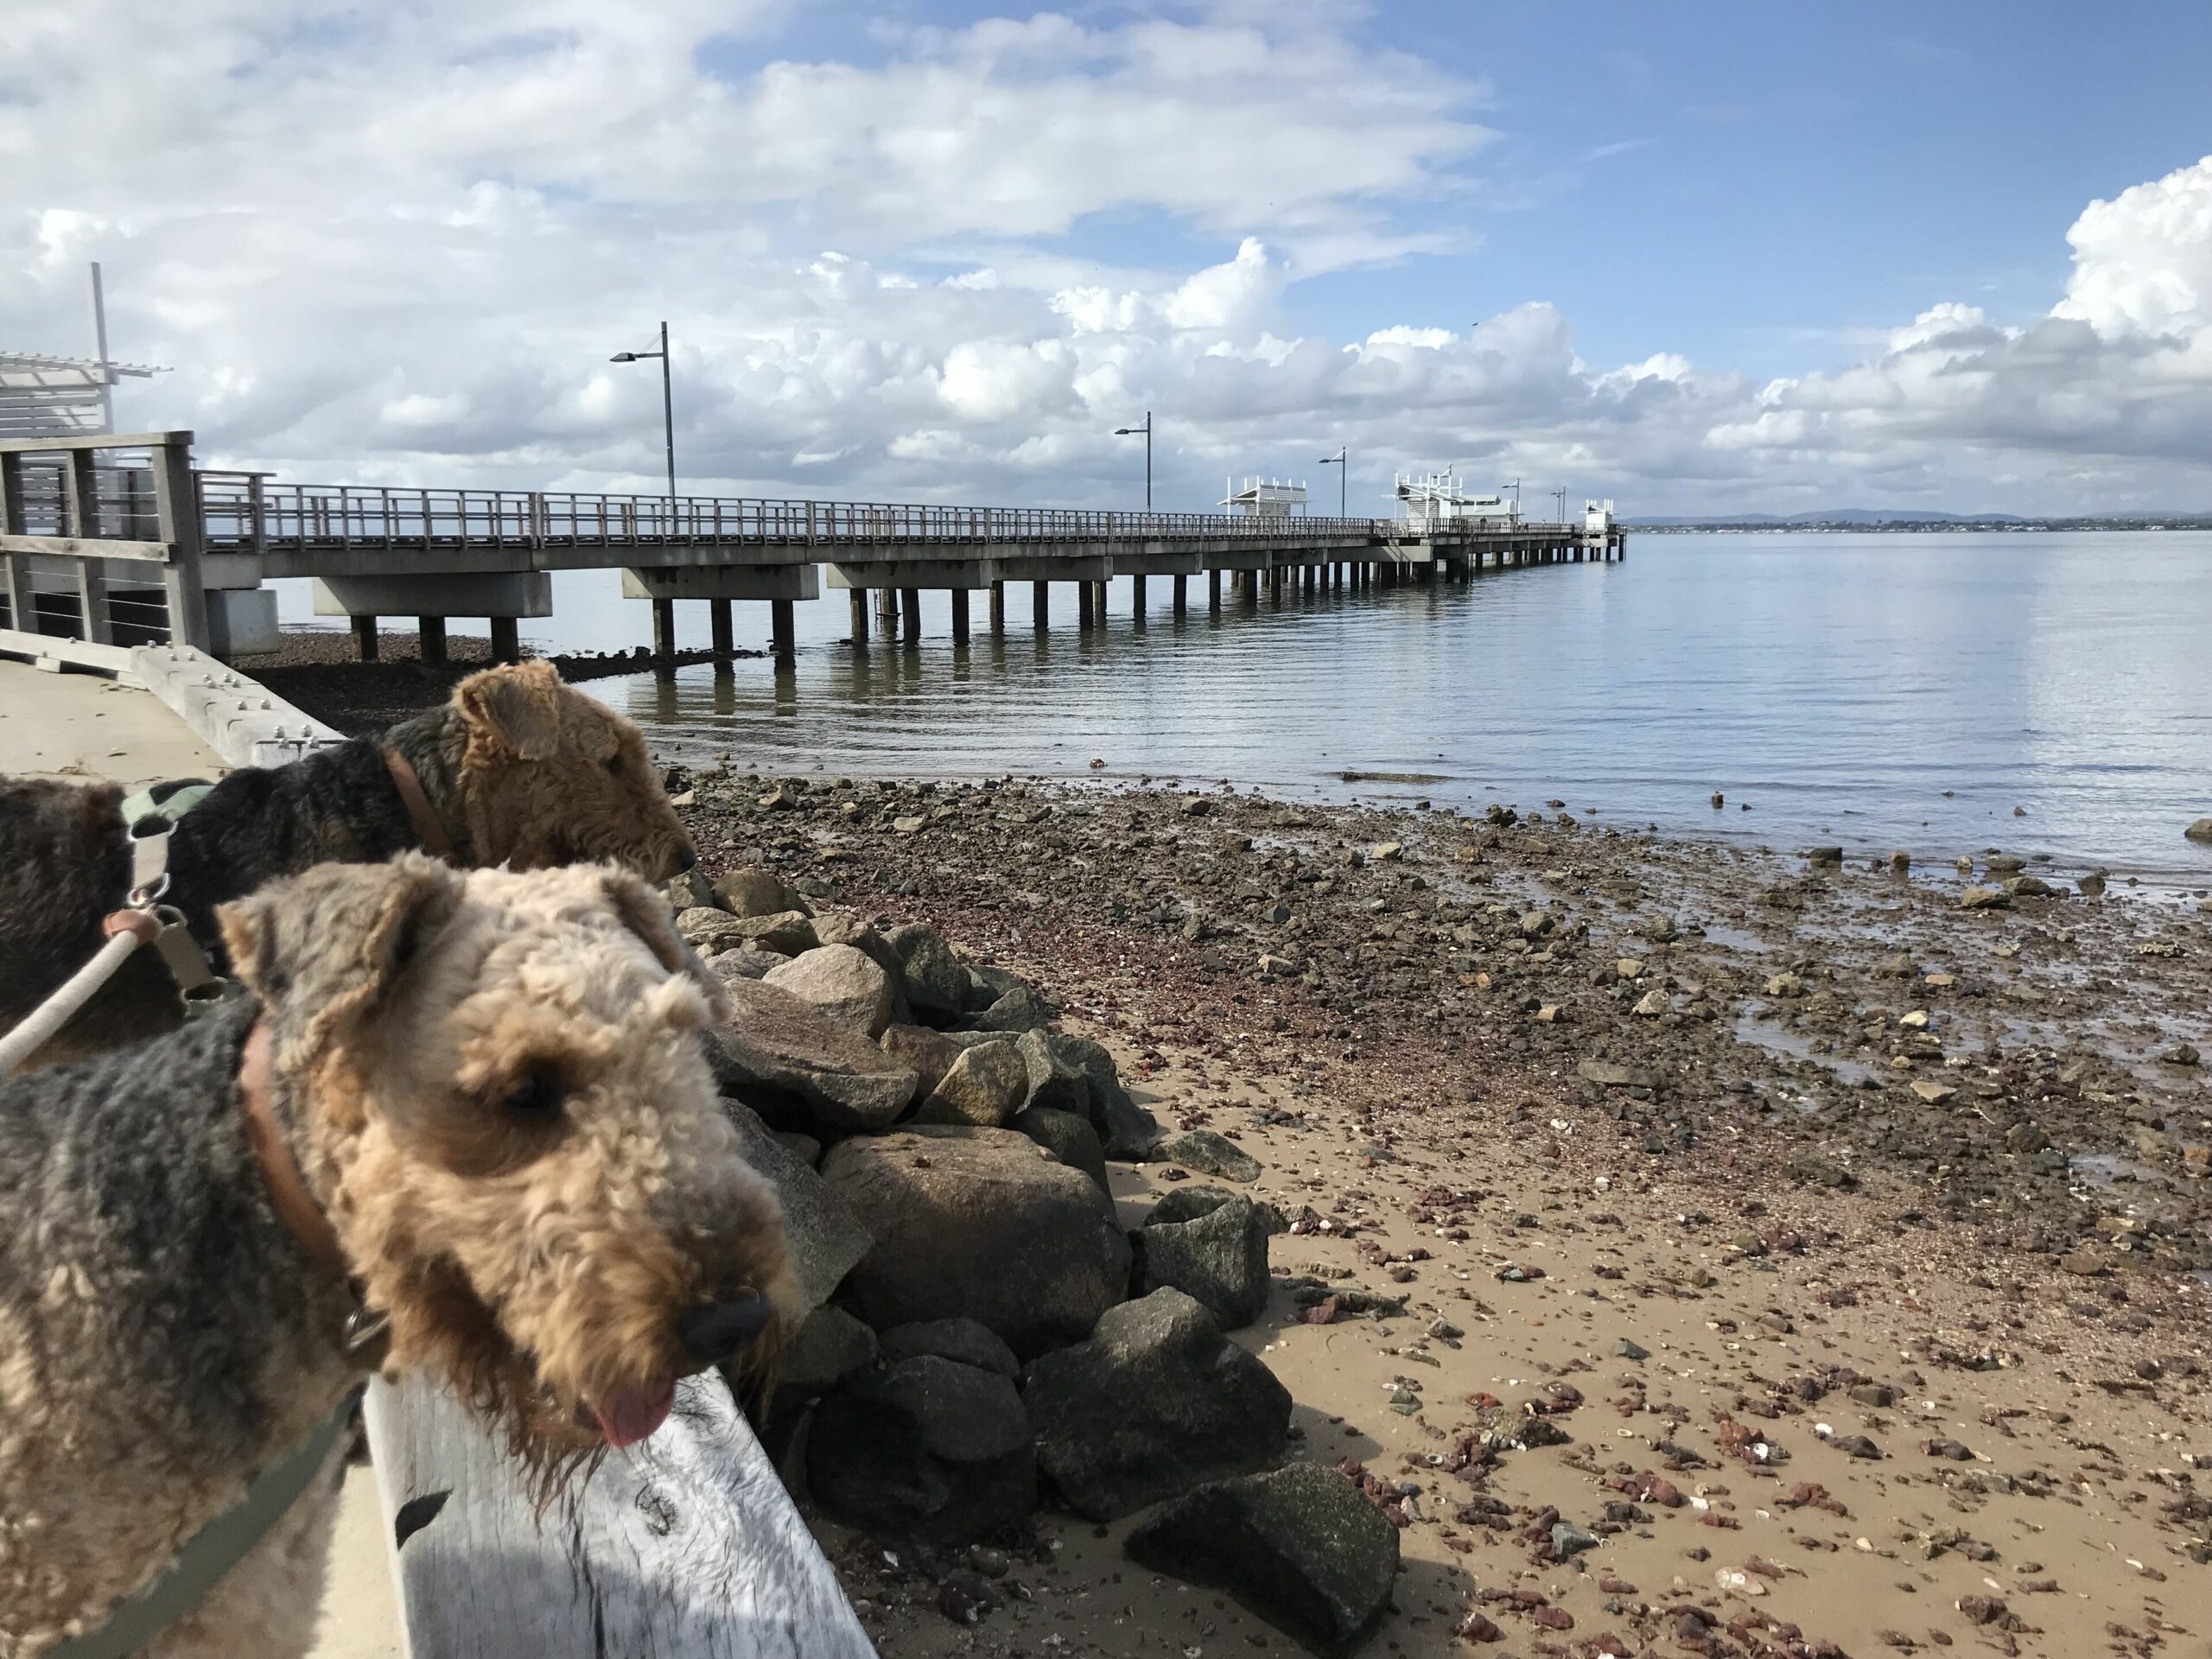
676 1295 775 1369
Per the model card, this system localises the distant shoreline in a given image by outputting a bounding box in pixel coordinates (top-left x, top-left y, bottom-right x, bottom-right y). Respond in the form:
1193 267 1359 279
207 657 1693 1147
1630 518 2212 533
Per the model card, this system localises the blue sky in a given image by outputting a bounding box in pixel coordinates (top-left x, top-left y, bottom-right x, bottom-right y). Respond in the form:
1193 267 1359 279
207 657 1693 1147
8 0 2212 513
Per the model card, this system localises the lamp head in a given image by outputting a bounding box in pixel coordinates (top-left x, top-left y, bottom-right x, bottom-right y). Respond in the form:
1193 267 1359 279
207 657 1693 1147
610 352 639 363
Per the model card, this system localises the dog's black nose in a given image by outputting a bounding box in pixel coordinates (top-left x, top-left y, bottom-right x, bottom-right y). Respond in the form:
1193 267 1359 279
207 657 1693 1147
673 844 698 873
677 1295 774 1367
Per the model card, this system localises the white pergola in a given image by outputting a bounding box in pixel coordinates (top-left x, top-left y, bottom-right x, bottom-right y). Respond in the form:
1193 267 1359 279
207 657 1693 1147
1 264 166 438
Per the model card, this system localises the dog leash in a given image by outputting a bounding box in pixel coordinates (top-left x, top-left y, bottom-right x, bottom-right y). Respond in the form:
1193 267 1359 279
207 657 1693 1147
39 1387 365 1659
0 798 223 1070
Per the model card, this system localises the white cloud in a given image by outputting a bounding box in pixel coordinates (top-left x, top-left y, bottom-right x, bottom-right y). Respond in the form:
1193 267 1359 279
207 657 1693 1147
3 7 2209 514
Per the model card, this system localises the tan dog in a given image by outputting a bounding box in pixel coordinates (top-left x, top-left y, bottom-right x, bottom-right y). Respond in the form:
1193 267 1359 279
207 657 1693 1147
0 855 794 1659
0 661 697 1065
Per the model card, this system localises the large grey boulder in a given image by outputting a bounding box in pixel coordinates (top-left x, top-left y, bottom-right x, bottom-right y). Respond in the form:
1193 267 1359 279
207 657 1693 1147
2187 817 2212 843
728 910 820 957
1135 1192 1271 1329
880 1023 962 1096
765 1304 878 1435
810 911 907 984
806 1355 1036 1544
715 867 815 918
822 1126 1130 1358
1016 1028 1090 1116
970 983 1054 1033
708 946 785 983
765 944 894 1037
916 1039 1030 1127
1046 1032 1162 1159
885 922 972 1021
1123 1463 1400 1658
1009 1105 1109 1193
1021 1288 1291 1521
676 906 747 953
719 1101 873 1314
709 978 920 1134
879 1318 1020 1381
1154 1128 1262 1184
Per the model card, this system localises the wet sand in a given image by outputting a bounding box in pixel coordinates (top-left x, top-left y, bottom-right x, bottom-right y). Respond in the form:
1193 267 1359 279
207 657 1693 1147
664 769 2210 1658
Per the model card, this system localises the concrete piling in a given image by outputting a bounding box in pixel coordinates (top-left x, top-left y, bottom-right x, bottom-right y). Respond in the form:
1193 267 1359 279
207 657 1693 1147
652 598 676 660
1173 573 1187 614
489 616 519 664
353 614 378 662
899 588 921 641
989 581 1006 635
1077 581 1093 629
850 588 870 642
711 599 734 658
417 616 446 666
950 588 969 643
1033 580 1049 631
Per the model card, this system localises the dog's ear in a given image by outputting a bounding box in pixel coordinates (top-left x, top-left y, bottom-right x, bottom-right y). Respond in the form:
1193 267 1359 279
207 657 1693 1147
220 855 463 1047
454 661 567 761
600 867 732 1024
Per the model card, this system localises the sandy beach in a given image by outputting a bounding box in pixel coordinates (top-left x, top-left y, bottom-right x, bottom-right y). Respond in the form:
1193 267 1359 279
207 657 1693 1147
667 767 2210 1658
264 663 2212 1657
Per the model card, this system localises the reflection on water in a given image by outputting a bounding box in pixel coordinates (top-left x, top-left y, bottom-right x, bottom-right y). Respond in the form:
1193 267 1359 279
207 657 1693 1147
571 532 2212 878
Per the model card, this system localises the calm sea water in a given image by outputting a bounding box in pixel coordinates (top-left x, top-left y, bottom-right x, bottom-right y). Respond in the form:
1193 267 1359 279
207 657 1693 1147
302 531 2212 877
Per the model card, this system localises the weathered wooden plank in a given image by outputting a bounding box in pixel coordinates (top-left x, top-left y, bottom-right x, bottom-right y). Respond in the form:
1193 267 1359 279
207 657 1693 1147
364 1372 874 1659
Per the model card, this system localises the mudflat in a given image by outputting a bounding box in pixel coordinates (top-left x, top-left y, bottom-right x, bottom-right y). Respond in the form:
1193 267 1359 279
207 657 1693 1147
665 770 2209 1658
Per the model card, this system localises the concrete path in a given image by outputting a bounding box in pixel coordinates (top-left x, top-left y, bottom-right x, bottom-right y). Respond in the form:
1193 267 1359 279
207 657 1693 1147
0 658 225 785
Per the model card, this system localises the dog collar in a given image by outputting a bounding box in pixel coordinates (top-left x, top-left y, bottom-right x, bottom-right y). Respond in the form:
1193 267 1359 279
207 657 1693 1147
238 1020 391 1363
382 746 461 862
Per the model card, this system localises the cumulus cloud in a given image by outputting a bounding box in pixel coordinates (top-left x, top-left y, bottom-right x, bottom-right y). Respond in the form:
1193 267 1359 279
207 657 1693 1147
3 3 2209 514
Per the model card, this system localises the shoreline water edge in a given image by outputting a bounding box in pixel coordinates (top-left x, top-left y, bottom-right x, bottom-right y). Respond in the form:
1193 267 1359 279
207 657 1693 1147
271 655 2212 1656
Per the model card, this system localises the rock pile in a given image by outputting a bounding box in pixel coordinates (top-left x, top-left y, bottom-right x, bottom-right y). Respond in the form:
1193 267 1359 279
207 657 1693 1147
671 867 1392 1656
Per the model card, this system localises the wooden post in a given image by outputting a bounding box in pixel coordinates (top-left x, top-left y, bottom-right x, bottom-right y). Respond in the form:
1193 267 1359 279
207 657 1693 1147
849 588 870 643
950 588 969 643
146 435 211 652
989 580 1006 634
418 616 447 665
1033 580 1048 631
1173 573 1187 613
711 599 735 658
489 616 520 664
899 587 921 639
772 600 796 664
652 598 677 660
353 614 380 662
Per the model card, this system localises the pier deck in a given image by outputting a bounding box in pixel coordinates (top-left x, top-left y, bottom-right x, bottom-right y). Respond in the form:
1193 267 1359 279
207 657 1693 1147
1 433 1625 668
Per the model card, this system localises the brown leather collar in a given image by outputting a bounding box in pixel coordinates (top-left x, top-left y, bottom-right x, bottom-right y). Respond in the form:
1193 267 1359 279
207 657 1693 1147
238 1020 390 1361
382 746 459 861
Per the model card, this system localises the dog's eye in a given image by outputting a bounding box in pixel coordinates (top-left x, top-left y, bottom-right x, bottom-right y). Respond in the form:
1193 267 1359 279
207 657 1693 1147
605 753 624 777
500 1069 564 1118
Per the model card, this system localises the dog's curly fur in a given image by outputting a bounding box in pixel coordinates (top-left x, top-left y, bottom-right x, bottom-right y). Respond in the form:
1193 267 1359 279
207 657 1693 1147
0 856 796 1659
0 661 696 1066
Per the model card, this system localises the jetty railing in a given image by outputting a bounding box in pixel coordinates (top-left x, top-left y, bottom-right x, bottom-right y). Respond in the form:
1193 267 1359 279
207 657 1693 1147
0 430 208 665
191 473 1385 555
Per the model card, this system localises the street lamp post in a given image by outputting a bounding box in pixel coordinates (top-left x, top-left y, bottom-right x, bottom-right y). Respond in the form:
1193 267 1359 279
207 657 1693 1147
1114 411 1153 510
1318 447 1346 518
610 320 677 502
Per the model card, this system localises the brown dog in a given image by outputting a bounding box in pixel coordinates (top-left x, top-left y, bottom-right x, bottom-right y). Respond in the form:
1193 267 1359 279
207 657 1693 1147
0 661 696 1065
0 855 794 1659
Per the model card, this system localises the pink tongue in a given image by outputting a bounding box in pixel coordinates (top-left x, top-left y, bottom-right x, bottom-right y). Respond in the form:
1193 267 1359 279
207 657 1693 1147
595 1382 676 1449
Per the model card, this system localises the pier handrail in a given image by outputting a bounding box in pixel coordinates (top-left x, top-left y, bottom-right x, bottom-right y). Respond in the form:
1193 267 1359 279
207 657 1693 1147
190 474 1408 555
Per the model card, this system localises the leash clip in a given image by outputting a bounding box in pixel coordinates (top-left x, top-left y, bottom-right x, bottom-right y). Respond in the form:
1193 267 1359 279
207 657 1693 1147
344 1305 392 1363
